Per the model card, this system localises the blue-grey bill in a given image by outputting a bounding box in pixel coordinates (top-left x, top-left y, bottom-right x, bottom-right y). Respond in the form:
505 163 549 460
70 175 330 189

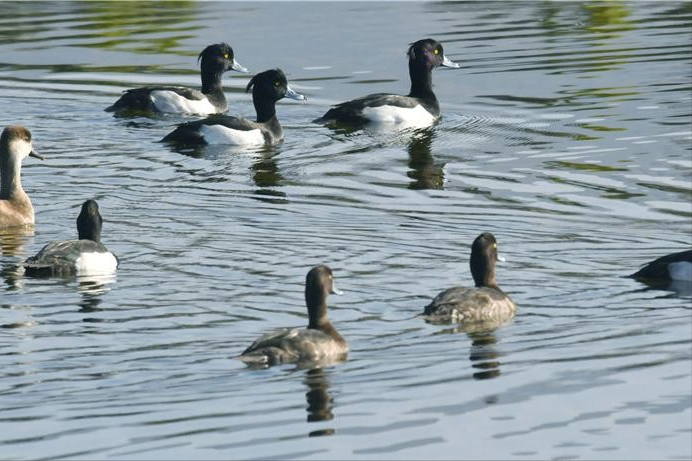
441 54 460 68
284 85 307 101
331 282 343 295
231 59 249 73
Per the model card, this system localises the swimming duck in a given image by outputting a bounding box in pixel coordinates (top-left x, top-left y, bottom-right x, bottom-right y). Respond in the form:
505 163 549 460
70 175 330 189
0 125 43 229
162 68 306 146
237 265 348 366
314 38 459 127
631 249 692 282
425 233 516 325
106 42 248 115
24 199 118 277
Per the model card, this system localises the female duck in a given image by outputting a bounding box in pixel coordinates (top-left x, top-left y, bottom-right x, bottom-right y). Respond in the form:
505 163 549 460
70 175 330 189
631 249 692 282
0 125 43 229
425 233 516 325
162 68 306 146
314 38 459 127
106 42 247 115
24 199 118 277
238 265 348 366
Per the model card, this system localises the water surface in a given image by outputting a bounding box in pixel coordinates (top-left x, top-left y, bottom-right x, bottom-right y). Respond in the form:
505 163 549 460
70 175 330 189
1 2 691 460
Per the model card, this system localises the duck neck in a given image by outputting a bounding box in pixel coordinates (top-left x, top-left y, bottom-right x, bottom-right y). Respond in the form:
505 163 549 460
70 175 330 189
78 223 101 242
471 253 498 289
254 95 277 123
307 291 328 329
200 67 224 96
408 62 436 101
0 153 23 199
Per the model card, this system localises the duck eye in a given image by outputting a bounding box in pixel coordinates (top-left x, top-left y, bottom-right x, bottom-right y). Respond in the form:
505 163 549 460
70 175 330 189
493 243 498 249
433 48 439 55
223 53 229 59
274 81 281 87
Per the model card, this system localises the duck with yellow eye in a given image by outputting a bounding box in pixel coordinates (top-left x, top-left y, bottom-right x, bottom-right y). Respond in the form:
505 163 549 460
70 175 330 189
106 42 248 116
424 233 517 327
314 38 460 128
162 68 306 146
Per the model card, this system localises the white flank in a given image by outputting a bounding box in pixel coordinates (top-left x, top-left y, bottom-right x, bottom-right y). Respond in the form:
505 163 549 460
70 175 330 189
362 104 436 127
668 261 692 281
75 251 118 275
150 90 217 115
199 124 265 145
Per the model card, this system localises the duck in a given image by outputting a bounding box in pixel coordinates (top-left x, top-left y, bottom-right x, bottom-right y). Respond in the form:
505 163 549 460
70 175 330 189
237 265 348 366
105 42 248 115
631 249 692 282
314 38 459 127
162 68 306 146
23 199 118 277
424 233 516 325
0 125 44 229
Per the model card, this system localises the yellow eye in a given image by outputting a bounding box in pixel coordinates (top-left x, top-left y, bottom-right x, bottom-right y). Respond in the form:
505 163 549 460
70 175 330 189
223 53 229 59
433 48 439 55
328 275 333 280
493 243 498 249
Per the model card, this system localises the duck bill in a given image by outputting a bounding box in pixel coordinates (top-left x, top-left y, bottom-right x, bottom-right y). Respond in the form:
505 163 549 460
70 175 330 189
330 282 343 295
231 59 248 73
284 84 306 101
441 54 460 69
29 149 44 160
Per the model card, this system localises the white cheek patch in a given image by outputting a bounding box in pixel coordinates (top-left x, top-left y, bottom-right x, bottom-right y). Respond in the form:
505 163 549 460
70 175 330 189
362 104 436 127
199 124 265 145
75 252 118 275
150 90 217 115
668 261 692 281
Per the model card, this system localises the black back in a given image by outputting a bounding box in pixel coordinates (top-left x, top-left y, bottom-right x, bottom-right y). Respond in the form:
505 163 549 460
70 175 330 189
631 249 692 280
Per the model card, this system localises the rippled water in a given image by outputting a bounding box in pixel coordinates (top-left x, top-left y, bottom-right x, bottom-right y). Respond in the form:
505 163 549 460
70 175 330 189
1 2 691 459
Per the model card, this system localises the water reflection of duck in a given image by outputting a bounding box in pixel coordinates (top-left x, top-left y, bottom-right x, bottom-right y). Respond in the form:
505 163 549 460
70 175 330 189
434 322 507 380
237 265 348 367
468 331 502 381
407 128 444 190
0 227 34 290
315 38 460 128
78 273 117 314
304 367 336 436
251 150 288 204
106 43 248 116
425 233 516 326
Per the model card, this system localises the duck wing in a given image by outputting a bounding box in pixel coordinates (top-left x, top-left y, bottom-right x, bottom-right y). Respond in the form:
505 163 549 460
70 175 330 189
237 328 343 366
425 286 516 324
106 86 206 113
631 249 692 280
24 240 111 276
315 93 420 124
161 115 261 145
